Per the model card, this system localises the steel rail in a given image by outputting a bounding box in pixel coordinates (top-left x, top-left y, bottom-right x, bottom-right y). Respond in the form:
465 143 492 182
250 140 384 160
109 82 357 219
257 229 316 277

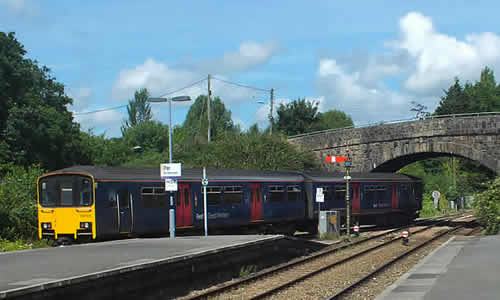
185 213 465 300
325 219 477 300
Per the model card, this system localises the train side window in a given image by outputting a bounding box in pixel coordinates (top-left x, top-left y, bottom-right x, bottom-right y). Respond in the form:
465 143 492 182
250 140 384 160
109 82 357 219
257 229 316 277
207 186 222 205
269 185 285 202
119 189 129 209
335 185 346 202
141 187 166 208
224 186 242 205
287 185 301 201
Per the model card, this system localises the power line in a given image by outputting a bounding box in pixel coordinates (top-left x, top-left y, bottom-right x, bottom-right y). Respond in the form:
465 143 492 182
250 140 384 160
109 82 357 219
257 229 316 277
74 105 127 115
211 76 270 93
158 77 207 97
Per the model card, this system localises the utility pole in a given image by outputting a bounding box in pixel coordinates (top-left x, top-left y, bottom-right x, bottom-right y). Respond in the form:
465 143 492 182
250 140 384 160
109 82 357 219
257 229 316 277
207 74 211 143
345 151 352 238
270 88 274 135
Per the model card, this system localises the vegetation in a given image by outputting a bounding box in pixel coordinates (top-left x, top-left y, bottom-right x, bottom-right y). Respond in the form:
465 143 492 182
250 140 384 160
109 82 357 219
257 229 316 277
474 177 500 235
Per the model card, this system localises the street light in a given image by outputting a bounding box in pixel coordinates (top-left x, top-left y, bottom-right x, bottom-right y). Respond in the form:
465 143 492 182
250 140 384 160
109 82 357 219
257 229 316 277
147 95 191 239
148 95 191 163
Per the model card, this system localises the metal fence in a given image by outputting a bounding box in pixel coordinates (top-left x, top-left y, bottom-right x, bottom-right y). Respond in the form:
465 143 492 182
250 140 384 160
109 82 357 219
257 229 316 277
287 111 500 139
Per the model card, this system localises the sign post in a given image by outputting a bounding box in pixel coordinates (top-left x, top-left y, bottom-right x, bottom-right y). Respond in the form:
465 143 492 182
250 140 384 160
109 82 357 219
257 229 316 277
161 163 182 239
316 187 324 233
202 167 208 237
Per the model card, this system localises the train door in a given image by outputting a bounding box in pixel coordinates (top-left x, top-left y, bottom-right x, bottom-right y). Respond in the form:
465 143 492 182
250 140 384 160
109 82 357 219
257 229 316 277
250 183 262 221
352 184 360 213
176 184 192 227
118 188 132 233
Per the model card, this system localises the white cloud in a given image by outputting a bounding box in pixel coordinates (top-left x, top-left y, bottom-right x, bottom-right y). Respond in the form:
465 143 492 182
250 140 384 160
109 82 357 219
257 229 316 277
0 0 38 15
316 11 500 124
1 0 25 12
202 41 280 73
395 12 500 91
254 98 290 129
68 87 93 112
74 110 124 138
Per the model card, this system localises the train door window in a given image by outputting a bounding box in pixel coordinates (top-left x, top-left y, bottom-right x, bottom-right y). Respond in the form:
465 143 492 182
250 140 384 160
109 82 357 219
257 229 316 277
287 185 301 201
224 186 242 204
119 188 129 208
184 188 190 206
335 185 346 202
60 182 73 206
176 191 181 206
207 186 222 205
269 185 285 202
109 192 117 208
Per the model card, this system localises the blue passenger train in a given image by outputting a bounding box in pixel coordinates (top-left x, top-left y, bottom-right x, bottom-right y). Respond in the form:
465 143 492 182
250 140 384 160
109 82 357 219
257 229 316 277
37 166 422 243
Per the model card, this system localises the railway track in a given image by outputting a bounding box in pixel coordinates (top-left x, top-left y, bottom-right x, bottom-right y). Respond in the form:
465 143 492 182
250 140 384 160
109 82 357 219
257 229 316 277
182 213 472 300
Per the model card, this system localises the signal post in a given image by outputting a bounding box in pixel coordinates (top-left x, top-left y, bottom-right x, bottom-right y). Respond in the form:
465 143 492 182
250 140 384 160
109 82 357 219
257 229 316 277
326 153 352 237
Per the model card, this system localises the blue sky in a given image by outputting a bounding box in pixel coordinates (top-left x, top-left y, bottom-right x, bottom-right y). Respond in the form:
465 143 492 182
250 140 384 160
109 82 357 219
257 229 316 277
2 1 500 137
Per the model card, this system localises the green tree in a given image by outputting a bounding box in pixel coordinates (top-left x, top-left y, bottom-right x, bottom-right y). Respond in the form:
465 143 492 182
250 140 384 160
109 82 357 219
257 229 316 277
0 32 88 170
183 95 237 142
275 98 320 136
121 88 152 133
0 164 45 240
474 176 500 234
316 110 354 130
122 121 169 154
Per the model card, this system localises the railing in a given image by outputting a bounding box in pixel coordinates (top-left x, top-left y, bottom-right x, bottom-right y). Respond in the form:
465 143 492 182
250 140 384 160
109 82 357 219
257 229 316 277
287 111 500 139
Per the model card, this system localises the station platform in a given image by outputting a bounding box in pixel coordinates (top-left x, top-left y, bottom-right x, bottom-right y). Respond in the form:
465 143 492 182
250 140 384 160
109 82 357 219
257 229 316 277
376 234 500 300
0 235 284 298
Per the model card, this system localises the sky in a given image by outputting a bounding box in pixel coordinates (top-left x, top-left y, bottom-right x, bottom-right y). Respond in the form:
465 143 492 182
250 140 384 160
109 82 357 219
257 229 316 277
2 1 500 137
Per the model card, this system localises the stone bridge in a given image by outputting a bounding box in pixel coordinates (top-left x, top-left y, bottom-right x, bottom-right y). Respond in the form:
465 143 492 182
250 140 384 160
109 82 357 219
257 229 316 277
288 114 500 174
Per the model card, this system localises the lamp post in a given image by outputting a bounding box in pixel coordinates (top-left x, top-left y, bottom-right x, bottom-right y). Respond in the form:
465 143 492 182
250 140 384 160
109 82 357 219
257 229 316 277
147 95 191 238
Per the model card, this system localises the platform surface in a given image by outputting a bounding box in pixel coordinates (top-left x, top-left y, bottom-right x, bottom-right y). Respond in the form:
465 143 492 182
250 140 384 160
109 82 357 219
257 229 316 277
376 234 500 300
0 235 282 295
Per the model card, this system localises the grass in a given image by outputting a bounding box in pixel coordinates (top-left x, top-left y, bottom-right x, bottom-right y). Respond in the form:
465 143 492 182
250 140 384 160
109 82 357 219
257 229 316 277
0 238 54 252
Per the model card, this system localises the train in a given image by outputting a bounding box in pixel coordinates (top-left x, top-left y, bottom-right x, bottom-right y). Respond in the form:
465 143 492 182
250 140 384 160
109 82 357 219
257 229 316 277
37 166 422 243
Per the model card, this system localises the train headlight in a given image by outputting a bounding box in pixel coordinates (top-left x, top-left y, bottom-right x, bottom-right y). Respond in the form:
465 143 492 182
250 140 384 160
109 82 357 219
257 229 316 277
80 222 91 229
42 223 52 229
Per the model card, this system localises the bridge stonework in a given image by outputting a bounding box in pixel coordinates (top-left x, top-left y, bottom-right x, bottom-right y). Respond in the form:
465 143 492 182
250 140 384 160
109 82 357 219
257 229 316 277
288 115 500 174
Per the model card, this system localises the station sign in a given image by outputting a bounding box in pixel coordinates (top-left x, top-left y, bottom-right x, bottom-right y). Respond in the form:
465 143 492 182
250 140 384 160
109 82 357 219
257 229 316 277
164 179 178 191
316 187 324 203
160 163 181 179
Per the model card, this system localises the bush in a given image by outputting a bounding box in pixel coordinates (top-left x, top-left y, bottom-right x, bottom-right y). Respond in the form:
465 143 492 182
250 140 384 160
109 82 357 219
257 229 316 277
0 164 45 240
474 177 500 235
419 193 440 217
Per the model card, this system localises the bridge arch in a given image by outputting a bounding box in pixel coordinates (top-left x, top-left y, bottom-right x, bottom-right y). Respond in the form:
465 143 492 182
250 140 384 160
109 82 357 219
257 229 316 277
288 114 500 174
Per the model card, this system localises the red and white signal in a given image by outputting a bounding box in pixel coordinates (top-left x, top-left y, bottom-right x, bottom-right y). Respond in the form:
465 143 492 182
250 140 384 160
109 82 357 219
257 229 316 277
326 156 348 163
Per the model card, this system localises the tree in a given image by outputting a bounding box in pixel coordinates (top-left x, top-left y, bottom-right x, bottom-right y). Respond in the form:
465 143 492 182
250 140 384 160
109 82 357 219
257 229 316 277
410 101 430 119
0 32 88 170
435 67 500 115
122 121 169 154
474 176 500 235
121 88 152 133
316 110 354 130
275 98 320 136
183 95 236 142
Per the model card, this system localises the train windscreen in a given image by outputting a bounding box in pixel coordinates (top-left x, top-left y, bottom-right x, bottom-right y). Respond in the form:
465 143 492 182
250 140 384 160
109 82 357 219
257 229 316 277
39 175 93 207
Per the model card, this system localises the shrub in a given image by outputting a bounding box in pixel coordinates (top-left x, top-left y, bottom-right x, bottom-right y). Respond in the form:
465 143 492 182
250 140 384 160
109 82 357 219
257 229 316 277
473 177 500 235
0 164 45 240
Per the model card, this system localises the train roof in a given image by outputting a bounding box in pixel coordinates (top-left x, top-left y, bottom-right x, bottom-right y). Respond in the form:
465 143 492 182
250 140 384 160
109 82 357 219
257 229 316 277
40 166 420 183
41 165 305 181
302 171 419 182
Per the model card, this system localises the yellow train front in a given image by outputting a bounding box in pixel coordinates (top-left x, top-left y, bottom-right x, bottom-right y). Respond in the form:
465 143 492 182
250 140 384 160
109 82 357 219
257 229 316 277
38 172 96 244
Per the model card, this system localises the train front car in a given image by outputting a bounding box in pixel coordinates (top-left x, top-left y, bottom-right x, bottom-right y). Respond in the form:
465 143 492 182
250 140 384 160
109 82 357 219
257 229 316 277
37 171 95 244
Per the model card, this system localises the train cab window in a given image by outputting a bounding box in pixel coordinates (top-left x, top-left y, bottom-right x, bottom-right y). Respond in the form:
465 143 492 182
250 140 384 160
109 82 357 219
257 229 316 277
40 182 56 207
224 186 242 205
287 185 301 201
207 186 222 205
269 185 285 202
141 187 166 208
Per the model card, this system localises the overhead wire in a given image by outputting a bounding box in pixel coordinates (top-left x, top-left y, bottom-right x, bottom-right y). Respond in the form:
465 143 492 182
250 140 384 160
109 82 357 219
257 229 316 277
211 76 271 93
73 77 207 115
